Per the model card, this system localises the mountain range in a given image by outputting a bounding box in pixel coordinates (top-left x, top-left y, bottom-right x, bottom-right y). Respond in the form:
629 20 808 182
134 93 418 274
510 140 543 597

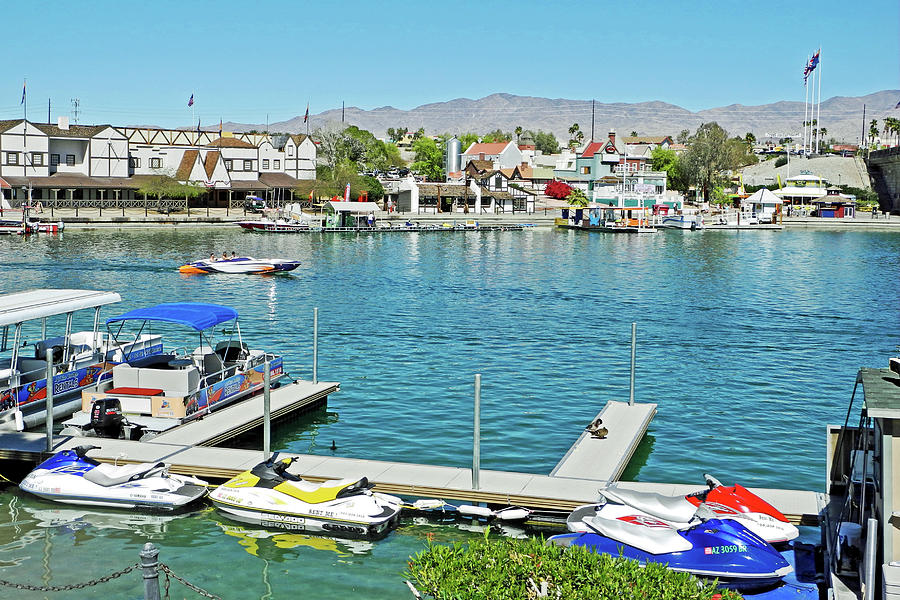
214 90 900 145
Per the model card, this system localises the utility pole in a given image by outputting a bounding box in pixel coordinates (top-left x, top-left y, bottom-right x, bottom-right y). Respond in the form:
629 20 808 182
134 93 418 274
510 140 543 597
47 98 50 124
861 104 866 148
70 98 80 125
341 101 345 123
591 99 595 142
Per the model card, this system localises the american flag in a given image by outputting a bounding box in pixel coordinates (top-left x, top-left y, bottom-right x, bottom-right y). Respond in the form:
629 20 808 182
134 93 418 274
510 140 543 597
188 94 194 107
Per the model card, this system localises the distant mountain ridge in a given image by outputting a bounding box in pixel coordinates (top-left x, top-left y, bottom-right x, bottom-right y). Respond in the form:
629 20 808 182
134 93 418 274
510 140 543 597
213 90 899 144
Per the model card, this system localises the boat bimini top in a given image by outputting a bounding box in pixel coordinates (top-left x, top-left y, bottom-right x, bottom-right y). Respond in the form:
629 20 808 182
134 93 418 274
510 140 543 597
105 302 243 362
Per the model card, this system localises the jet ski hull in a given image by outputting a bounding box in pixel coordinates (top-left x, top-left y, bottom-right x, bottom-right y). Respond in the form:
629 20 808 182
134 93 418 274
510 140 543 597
20 448 208 510
549 518 791 591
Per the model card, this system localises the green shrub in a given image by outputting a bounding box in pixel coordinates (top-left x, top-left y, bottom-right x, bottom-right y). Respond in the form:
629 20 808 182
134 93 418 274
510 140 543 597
405 535 743 600
774 156 787 168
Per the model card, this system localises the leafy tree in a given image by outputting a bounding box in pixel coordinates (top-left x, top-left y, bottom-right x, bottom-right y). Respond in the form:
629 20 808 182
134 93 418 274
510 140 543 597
514 126 523 141
531 130 560 155
676 129 690 143
458 132 479 152
567 123 584 150
650 147 687 192
680 122 751 202
481 129 512 143
413 127 425 141
411 137 444 181
869 119 879 146
745 132 756 144
774 156 787 168
566 187 589 207
386 127 407 143
544 180 573 199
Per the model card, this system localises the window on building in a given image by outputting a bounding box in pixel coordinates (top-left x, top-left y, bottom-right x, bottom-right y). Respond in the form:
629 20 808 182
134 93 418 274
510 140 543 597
149 157 161 169
66 154 75 166
243 160 252 171
6 152 18 165
129 157 140 168
50 154 60 166
288 146 294 156
494 175 503 188
31 153 43 166
274 159 280 169
262 159 270 169
225 160 233 170
581 166 590 174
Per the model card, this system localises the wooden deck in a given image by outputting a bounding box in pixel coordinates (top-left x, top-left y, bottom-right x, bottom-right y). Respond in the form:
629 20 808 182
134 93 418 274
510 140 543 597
147 380 339 447
551 401 657 482
0 433 825 523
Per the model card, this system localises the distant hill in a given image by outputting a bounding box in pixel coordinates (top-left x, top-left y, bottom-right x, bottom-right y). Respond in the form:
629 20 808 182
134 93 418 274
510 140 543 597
213 90 899 144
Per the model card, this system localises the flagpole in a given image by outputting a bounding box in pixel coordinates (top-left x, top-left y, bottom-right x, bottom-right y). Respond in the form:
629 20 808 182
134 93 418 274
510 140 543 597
803 58 809 155
815 50 822 154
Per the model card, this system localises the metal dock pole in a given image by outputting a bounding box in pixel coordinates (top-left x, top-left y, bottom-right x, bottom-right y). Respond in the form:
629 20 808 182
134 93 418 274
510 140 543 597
263 361 271 460
473 374 481 490
313 307 318 384
629 323 636 406
140 542 161 600
45 349 54 452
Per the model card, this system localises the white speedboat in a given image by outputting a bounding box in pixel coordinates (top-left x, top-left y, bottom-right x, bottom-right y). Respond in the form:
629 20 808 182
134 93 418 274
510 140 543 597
20 445 208 510
659 214 704 230
179 256 300 274
210 455 402 539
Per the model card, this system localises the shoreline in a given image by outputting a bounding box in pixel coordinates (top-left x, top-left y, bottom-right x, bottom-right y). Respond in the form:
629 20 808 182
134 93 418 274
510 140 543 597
6 207 900 230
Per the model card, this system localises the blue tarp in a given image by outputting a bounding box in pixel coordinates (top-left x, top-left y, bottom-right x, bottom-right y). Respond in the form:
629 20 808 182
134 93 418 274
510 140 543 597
107 303 238 331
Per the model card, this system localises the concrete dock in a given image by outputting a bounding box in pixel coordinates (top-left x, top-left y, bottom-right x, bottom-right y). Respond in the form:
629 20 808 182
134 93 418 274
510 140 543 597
550 400 657 481
0 433 824 524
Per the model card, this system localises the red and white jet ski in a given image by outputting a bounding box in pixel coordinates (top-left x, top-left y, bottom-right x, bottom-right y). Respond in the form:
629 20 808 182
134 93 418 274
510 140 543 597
567 474 799 544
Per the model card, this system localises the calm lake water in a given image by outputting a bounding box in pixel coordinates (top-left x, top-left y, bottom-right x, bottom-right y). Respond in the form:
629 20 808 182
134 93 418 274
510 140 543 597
0 226 897 598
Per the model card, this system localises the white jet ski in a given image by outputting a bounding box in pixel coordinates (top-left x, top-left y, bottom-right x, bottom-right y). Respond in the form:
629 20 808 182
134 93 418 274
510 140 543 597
20 445 208 510
210 454 402 539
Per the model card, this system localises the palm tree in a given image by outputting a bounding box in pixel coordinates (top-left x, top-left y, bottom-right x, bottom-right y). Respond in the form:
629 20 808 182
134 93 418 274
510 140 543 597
514 126 523 142
870 119 879 146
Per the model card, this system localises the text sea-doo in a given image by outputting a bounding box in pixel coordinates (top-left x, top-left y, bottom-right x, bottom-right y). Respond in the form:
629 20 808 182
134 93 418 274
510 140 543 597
20 445 208 510
550 510 792 591
178 257 300 274
567 474 798 545
210 455 402 539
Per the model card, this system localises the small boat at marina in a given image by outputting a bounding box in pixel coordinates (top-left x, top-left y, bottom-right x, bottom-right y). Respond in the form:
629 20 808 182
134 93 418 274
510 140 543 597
178 257 301 274
20 445 208 510
210 454 402 539
236 217 313 233
61 301 285 439
0 289 163 431
566 474 798 544
658 214 704 230
549 508 792 591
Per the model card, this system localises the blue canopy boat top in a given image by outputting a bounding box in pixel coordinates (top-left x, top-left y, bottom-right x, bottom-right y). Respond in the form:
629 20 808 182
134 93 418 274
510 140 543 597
107 303 238 331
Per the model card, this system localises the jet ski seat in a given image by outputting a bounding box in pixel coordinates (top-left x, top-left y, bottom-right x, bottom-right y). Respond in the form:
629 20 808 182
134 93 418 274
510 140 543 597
277 477 371 504
84 462 167 487
600 488 697 523
583 516 692 555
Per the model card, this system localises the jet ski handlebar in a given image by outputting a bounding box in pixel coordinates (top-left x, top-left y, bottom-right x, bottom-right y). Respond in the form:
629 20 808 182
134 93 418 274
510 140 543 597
703 473 723 489
73 445 101 458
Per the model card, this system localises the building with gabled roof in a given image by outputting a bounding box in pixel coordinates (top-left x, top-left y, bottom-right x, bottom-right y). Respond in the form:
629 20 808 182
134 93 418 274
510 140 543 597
460 141 523 170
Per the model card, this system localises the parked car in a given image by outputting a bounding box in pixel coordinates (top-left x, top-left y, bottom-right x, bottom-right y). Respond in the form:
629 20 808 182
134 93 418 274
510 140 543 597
244 195 266 212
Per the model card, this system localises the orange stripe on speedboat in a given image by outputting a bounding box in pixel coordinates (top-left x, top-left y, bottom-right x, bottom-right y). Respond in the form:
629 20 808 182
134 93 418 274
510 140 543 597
179 266 209 274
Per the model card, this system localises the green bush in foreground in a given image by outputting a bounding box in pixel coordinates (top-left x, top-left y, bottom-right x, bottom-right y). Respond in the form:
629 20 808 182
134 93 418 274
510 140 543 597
405 535 743 600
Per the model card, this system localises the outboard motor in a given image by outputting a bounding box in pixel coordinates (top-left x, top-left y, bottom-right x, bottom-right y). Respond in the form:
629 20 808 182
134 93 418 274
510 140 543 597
89 397 124 438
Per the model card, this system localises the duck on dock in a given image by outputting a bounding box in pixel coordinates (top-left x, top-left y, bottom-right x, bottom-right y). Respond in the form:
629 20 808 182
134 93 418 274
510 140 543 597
587 418 608 439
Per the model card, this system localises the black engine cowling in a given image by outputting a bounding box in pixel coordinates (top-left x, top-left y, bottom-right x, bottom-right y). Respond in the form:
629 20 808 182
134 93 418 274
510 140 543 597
89 397 124 438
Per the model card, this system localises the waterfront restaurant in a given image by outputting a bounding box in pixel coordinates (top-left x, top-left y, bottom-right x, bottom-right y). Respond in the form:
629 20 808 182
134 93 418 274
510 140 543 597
812 187 856 218
774 173 827 205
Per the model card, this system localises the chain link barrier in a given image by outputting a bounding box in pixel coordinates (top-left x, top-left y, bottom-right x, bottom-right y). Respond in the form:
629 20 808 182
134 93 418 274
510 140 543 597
0 562 139 592
159 563 222 600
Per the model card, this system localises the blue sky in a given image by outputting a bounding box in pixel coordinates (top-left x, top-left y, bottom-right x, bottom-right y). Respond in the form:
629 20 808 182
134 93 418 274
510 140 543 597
2 0 897 129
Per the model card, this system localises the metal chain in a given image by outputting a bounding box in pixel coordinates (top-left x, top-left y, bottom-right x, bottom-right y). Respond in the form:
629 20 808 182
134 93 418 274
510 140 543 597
0 562 139 591
158 563 222 599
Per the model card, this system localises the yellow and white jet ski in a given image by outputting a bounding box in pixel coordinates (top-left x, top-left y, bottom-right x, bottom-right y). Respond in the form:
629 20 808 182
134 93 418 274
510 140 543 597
209 455 402 539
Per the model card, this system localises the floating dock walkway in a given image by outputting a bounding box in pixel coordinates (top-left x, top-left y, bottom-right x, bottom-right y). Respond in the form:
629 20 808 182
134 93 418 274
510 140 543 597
0 433 825 524
551 400 657 481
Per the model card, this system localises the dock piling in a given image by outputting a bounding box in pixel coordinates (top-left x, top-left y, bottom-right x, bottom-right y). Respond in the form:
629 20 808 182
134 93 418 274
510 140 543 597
45 349 54 451
140 542 161 600
263 361 271 460
473 373 481 490
313 307 318 384
629 322 636 406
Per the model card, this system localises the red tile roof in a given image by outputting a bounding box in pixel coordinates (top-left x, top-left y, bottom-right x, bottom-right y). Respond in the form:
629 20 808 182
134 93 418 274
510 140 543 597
204 151 220 179
463 142 508 156
580 142 604 158
208 137 256 149
175 150 199 181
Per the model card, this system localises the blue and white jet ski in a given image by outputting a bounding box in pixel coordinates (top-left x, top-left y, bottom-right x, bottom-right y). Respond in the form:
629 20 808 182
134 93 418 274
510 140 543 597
20 445 208 510
548 508 792 591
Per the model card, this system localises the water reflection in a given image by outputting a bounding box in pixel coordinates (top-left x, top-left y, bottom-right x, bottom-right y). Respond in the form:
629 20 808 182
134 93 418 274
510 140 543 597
215 519 375 559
